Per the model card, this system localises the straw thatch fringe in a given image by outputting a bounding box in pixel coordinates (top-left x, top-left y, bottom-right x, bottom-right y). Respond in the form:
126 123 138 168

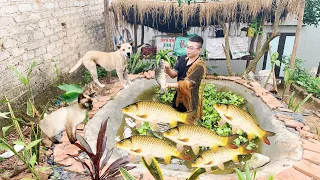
112 0 302 27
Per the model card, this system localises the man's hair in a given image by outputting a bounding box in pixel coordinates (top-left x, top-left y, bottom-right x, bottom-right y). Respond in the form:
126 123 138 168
189 35 203 48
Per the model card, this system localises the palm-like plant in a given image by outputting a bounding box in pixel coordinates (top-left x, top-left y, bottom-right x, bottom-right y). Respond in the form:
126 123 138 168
68 118 135 179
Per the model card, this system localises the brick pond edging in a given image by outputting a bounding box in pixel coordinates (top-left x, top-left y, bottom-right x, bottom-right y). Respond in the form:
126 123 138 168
50 73 320 180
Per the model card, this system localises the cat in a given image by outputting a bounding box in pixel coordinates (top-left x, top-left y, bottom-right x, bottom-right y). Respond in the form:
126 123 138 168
19 94 93 144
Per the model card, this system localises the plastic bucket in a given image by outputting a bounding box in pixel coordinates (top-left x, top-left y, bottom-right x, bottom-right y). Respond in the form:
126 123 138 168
258 70 274 91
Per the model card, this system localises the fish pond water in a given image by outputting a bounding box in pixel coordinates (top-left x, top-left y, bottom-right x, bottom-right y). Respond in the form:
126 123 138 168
116 85 263 174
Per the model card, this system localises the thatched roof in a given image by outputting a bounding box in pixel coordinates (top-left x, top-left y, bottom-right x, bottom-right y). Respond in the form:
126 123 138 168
112 0 302 32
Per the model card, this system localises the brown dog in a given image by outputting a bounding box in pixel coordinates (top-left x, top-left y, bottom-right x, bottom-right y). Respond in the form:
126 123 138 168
69 42 134 88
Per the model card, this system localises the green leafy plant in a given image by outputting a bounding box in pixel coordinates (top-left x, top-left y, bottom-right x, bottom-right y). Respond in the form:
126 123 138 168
68 118 135 180
304 0 320 27
249 19 264 35
288 92 313 112
8 61 43 162
58 84 83 102
83 67 114 84
282 56 320 98
120 156 206 180
128 52 150 74
155 49 177 68
154 86 176 104
0 111 42 179
234 164 273 180
136 122 151 135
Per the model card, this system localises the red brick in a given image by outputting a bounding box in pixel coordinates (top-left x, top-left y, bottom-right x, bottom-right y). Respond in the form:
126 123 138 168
274 167 313 180
229 76 242 81
278 107 294 113
63 158 86 173
206 74 216 79
54 143 80 162
285 120 304 129
303 141 320 154
303 150 320 165
235 79 247 84
97 95 111 102
293 159 320 180
253 87 269 93
93 101 105 108
128 74 141 81
144 71 152 79
249 81 261 87
147 70 155 78
76 123 85 130
302 126 311 132
276 114 294 120
299 129 319 140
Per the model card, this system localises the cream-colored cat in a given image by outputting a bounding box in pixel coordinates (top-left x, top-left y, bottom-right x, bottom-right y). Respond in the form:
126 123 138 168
20 94 93 144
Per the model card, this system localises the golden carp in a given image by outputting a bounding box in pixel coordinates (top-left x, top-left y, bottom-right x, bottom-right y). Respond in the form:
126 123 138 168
191 143 253 171
163 124 238 155
116 135 191 165
122 101 196 129
213 104 275 145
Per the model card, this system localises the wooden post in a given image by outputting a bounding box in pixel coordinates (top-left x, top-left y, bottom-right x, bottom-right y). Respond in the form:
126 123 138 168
104 0 112 82
141 25 144 45
284 0 305 102
134 18 138 53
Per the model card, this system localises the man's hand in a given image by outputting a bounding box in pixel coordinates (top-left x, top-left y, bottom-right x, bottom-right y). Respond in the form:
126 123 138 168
163 61 170 69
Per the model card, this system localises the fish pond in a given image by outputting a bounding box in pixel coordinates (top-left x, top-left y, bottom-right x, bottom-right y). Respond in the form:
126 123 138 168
116 84 263 174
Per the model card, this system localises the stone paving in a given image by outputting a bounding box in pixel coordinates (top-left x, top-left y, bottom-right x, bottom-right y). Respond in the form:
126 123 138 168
50 72 320 180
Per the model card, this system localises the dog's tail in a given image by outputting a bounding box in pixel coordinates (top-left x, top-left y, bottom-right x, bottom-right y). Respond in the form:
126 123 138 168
69 58 83 73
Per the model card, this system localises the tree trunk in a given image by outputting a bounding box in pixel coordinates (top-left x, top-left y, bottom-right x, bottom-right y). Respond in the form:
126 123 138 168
104 0 112 82
243 2 283 78
252 19 265 73
219 20 235 76
284 0 306 102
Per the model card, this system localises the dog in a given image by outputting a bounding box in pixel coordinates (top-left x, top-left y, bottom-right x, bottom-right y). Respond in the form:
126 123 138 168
69 42 134 88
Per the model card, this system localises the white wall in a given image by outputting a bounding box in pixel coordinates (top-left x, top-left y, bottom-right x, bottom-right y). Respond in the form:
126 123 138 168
134 23 320 75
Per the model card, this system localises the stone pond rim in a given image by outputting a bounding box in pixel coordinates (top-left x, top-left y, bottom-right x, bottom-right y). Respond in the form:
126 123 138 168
84 78 303 179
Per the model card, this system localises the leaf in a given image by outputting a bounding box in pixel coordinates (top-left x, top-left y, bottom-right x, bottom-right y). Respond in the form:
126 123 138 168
100 148 114 169
57 84 83 94
187 168 206 180
76 134 94 155
68 154 94 179
0 143 11 151
234 168 245 180
120 167 137 180
29 154 37 167
59 92 80 103
95 118 109 165
2 125 12 137
293 94 313 112
27 99 35 117
141 157 163 180
266 175 274 180
27 61 38 78
37 166 52 172
26 139 42 150
0 112 10 119
245 164 250 180
274 60 281 67
13 140 26 147
104 156 130 176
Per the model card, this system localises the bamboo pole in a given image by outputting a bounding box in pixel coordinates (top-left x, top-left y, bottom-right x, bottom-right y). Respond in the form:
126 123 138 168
104 0 112 82
283 0 305 102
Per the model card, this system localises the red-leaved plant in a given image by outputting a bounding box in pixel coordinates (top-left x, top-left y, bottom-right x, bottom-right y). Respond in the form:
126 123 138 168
68 118 135 179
